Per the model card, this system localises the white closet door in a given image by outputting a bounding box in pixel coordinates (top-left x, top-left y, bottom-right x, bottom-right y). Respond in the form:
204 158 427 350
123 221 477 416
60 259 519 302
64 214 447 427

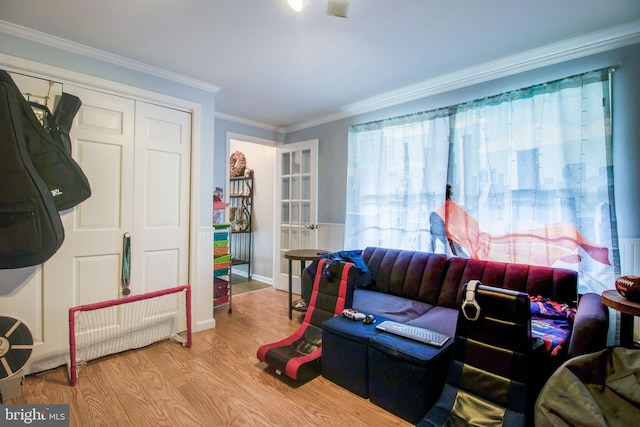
131 101 191 293
57 90 192 305
0 81 193 374
55 88 192 352
52 86 136 308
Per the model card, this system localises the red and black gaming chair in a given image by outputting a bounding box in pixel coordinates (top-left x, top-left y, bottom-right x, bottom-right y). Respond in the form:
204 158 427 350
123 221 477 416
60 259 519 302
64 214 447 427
418 281 532 427
257 258 355 381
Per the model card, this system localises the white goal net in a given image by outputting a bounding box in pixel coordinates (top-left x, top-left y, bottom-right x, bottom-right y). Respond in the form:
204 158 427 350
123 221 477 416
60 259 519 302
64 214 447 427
68 285 191 385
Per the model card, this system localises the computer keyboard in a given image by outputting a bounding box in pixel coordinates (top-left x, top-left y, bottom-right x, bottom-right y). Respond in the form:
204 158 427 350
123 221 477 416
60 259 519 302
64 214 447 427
376 320 450 347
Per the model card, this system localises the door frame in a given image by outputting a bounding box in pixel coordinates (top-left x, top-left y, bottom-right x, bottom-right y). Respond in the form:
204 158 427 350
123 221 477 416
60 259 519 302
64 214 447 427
225 132 278 285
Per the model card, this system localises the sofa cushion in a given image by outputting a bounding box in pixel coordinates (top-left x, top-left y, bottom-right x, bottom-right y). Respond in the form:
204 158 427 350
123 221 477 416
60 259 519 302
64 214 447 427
405 306 458 337
567 293 609 359
362 247 448 305
353 289 433 323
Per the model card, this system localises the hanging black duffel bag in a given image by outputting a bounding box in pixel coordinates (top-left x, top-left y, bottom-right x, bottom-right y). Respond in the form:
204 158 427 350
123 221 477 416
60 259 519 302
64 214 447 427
0 70 91 211
0 82 65 268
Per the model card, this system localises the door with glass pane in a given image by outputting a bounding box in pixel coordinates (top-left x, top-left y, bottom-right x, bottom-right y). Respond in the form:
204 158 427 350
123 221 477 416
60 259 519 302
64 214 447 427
274 140 318 293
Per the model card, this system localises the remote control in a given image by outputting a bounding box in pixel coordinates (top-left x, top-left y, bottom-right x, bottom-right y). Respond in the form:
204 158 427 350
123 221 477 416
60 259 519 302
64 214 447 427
342 308 365 321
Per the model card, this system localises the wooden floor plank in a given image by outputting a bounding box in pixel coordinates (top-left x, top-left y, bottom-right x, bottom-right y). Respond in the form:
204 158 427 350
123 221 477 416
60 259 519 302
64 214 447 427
6 288 411 426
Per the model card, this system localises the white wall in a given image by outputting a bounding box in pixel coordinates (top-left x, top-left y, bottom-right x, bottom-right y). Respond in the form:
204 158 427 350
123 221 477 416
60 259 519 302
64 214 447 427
229 138 276 283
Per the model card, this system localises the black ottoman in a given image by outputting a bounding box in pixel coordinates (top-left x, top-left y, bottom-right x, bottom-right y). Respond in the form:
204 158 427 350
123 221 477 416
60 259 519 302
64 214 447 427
368 332 453 424
321 315 389 397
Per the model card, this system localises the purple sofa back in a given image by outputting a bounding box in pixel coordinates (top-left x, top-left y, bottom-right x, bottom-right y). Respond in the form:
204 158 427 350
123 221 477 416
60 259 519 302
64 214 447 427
439 257 578 309
362 247 578 309
361 247 448 306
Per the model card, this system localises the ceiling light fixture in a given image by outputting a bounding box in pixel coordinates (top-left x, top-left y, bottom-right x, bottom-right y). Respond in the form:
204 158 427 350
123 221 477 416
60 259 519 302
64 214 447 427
287 0 350 18
287 0 303 13
326 0 349 18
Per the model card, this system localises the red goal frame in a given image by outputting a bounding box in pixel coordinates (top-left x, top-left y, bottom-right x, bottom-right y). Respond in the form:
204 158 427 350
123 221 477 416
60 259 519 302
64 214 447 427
68 285 192 385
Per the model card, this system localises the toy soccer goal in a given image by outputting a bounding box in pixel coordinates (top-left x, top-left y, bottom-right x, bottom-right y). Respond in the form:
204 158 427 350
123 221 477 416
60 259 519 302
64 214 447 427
68 285 191 385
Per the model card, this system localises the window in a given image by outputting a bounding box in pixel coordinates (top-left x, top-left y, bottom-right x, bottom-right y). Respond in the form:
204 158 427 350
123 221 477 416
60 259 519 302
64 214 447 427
345 69 618 294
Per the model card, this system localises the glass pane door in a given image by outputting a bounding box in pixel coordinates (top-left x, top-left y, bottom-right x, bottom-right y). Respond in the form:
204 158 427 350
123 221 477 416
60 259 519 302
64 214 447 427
275 140 318 292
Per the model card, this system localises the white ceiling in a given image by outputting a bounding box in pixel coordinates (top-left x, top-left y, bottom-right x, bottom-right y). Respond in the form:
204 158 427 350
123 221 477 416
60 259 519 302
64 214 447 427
2 0 640 131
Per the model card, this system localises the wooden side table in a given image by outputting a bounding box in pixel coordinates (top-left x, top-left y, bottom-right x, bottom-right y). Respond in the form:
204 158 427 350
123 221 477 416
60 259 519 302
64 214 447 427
602 289 640 347
284 249 328 320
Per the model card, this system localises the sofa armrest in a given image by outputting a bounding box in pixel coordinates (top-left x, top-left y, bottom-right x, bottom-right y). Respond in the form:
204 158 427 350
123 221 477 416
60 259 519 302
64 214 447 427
567 292 609 359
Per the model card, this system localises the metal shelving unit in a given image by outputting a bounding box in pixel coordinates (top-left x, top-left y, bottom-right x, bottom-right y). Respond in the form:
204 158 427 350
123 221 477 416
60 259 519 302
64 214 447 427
229 171 253 278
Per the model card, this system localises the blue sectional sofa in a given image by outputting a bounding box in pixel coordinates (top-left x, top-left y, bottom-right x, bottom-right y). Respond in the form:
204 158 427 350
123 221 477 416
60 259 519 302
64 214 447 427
310 247 609 423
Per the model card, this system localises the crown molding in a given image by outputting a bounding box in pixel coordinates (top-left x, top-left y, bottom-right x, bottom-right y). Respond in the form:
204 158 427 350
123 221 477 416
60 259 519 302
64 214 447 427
283 19 640 133
0 53 202 114
214 111 284 134
3 18 639 134
0 20 220 94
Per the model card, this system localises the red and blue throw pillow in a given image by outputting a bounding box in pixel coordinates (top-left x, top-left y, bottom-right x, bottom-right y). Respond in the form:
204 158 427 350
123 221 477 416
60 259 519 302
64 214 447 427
530 296 576 357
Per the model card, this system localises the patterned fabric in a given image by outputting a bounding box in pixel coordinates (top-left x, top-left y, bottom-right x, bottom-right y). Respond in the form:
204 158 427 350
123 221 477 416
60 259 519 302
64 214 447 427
530 296 575 357
530 296 576 321
436 201 611 267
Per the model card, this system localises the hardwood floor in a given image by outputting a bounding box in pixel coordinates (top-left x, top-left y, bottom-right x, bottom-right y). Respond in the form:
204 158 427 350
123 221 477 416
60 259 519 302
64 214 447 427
228 274 272 297
7 288 411 426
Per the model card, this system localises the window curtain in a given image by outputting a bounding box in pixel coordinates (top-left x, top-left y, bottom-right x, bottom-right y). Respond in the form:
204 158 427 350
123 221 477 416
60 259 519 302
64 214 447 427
345 110 450 250
345 69 619 294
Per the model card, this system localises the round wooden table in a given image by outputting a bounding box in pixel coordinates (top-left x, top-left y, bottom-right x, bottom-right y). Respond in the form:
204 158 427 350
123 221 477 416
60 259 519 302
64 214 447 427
284 249 328 319
601 289 640 347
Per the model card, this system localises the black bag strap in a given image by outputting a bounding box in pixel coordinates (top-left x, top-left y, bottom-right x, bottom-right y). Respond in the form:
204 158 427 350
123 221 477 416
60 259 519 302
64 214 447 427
26 93 81 156
51 93 82 155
